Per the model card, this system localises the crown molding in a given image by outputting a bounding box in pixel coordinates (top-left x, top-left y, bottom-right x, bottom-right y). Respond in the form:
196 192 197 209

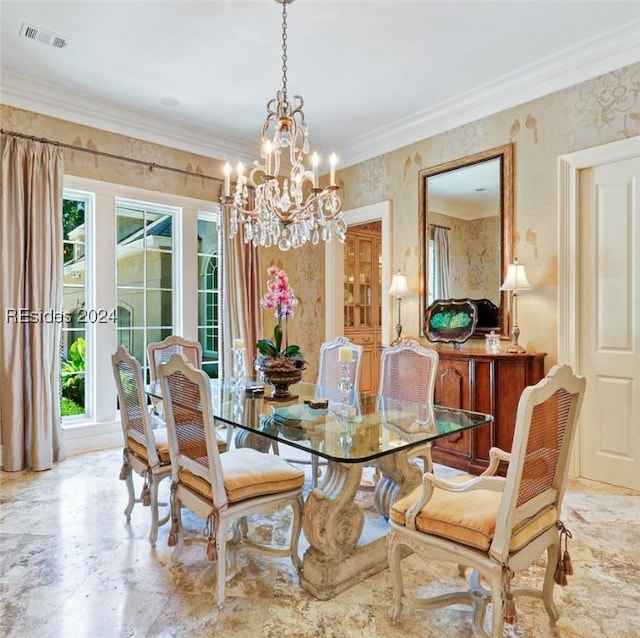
339 21 640 168
1 20 639 167
0 71 254 162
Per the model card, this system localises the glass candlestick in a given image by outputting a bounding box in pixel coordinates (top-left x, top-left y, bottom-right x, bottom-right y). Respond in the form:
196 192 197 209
338 360 353 417
338 420 353 458
232 389 244 422
232 347 246 389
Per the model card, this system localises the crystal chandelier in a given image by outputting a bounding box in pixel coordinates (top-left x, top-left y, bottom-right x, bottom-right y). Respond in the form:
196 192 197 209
220 0 345 251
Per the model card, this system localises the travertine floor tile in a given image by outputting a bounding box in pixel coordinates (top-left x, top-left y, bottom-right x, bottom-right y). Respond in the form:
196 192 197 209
1 449 639 637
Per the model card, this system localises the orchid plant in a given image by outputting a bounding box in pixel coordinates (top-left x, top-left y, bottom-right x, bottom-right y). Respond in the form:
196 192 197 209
256 266 305 363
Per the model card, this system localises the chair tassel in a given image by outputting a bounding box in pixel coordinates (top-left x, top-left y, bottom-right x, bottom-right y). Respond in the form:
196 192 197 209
205 511 219 562
563 549 574 577
167 481 179 547
141 475 151 507
554 559 568 587
555 521 573 586
119 449 130 481
501 567 517 624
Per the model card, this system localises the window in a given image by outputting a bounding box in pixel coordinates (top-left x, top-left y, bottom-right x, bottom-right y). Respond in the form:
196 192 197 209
197 214 220 378
60 177 220 440
116 200 176 381
428 233 435 305
61 193 90 417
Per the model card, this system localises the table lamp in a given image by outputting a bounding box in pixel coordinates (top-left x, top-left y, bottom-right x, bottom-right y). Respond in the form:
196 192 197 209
500 259 531 353
389 270 410 345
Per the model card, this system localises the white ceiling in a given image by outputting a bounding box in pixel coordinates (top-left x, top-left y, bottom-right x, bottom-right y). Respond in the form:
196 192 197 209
1 1 639 169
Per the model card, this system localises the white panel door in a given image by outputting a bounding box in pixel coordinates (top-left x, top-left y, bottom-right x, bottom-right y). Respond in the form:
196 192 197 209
579 156 640 490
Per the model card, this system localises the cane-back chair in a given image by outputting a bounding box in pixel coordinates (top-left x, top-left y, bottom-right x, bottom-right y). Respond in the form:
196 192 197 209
111 345 172 547
158 353 305 607
147 336 202 420
387 364 586 637
301 336 363 486
315 336 364 411
378 339 439 474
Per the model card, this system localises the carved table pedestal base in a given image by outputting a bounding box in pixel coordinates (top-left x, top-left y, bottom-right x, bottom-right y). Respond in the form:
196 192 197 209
299 450 424 599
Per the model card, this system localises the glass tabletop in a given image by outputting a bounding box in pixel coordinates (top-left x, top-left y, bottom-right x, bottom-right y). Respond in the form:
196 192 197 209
148 379 493 464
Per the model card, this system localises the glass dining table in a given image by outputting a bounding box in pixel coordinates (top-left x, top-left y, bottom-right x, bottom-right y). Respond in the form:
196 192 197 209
148 378 493 600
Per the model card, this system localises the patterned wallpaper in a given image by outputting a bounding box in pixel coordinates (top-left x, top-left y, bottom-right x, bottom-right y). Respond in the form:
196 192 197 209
0 105 225 201
3 62 638 372
259 247 325 382
334 63 640 366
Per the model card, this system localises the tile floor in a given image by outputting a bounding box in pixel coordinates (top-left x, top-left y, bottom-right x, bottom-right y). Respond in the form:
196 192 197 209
1 447 639 637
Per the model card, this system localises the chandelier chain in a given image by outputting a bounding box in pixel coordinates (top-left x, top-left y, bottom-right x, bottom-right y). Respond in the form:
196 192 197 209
281 1 288 100
220 0 344 250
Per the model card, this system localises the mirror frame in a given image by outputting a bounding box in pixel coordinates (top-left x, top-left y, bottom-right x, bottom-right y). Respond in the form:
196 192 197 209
418 143 514 339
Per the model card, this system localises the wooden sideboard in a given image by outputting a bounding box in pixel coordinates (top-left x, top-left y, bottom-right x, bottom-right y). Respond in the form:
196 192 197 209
431 348 546 475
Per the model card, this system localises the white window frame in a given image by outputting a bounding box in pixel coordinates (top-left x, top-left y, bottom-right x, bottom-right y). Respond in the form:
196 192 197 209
197 210 221 376
62 175 218 456
115 197 179 382
61 188 95 422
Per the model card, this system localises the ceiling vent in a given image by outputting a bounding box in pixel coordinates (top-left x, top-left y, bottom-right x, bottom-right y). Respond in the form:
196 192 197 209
19 22 69 49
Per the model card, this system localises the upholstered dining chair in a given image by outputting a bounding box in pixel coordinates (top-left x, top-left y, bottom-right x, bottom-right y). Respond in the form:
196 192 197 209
147 335 202 422
387 364 586 638
111 344 172 547
157 353 305 607
378 339 439 474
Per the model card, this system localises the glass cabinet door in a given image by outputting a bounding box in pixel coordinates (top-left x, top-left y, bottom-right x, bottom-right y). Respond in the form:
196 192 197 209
358 238 373 329
343 237 356 328
343 222 382 395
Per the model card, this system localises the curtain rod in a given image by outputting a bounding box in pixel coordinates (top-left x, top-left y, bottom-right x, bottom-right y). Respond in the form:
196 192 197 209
429 223 451 230
0 129 223 184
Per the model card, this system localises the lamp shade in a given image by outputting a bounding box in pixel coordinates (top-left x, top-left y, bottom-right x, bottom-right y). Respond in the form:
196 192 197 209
389 271 410 297
500 260 531 291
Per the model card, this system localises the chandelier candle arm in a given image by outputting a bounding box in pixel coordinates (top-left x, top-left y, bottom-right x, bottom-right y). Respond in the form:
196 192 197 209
223 162 231 197
220 0 344 251
329 153 337 187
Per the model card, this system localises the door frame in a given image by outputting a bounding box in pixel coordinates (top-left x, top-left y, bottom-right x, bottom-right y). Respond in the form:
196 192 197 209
325 200 392 342
558 135 639 477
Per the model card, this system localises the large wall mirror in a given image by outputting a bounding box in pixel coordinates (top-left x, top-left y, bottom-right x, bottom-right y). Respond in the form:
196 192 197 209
419 143 513 339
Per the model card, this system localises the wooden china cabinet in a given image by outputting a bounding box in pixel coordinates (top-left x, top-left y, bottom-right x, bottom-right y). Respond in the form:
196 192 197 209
343 222 382 394
431 347 546 475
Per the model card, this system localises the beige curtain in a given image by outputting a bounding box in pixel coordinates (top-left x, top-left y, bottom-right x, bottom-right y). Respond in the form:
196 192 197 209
1 136 65 471
221 216 262 378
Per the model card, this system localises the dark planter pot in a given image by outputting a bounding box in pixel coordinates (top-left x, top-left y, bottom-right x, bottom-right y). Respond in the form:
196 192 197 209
255 355 306 401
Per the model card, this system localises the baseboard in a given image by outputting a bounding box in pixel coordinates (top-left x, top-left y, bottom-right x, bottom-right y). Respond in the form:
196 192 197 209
62 419 122 457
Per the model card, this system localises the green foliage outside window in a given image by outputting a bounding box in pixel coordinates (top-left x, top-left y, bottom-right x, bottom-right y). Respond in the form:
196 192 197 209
61 337 86 410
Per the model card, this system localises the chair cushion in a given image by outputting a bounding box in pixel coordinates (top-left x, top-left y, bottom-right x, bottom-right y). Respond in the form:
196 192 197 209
178 448 304 503
128 429 171 465
390 474 558 552
128 428 226 465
